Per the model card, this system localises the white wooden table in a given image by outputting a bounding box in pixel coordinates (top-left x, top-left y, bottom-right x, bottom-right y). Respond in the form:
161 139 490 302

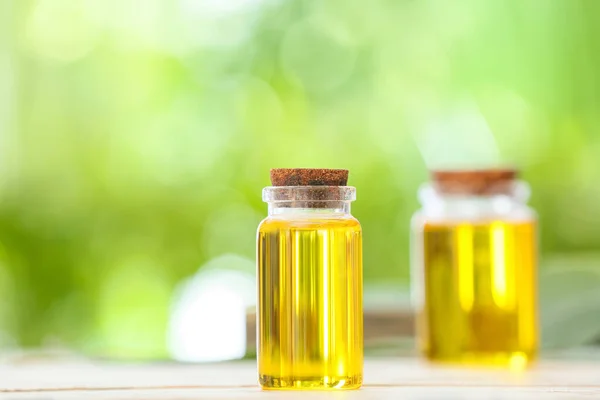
2 358 599 399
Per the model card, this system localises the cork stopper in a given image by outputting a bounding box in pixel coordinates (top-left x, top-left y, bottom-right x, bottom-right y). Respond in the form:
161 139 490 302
431 168 518 195
266 168 353 208
270 168 348 187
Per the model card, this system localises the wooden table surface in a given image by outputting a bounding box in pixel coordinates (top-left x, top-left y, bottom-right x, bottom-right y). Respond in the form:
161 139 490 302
2 358 599 399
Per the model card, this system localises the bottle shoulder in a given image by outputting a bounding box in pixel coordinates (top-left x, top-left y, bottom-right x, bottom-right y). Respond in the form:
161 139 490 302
258 214 361 232
412 204 537 225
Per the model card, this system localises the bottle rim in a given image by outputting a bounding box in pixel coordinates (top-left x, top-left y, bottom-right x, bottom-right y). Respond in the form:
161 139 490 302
262 186 356 203
418 180 531 204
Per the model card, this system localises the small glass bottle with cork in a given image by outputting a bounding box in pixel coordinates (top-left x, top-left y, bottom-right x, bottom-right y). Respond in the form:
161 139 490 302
410 168 538 369
257 168 363 390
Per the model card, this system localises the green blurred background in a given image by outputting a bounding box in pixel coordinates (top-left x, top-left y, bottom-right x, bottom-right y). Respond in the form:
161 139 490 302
1 0 600 359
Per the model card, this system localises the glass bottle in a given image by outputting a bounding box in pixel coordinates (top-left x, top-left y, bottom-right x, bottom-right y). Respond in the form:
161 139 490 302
257 169 363 390
411 169 538 369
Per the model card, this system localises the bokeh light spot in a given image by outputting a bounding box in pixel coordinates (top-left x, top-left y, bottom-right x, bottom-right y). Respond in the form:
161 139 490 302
280 19 357 94
25 0 97 62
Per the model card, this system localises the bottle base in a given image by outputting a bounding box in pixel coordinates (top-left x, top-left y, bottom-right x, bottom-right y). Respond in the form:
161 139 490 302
259 374 362 390
426 350 536 370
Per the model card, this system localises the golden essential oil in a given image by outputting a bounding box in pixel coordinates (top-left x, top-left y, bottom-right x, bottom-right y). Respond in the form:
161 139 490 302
258 216 363 389
412 169 539 369
257 168 363 390
418 220 537 368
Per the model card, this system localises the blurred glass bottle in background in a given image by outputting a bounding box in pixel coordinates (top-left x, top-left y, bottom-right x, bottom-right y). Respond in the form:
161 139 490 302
411 169 538 369
257 169 363 390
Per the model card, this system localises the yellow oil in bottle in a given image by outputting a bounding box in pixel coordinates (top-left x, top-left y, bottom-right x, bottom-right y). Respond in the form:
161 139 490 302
417 220 538 369
257 215 363 390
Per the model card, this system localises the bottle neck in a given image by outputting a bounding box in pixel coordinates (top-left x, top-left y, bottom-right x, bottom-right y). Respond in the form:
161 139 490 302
417 181 531 220
268 201 351 216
